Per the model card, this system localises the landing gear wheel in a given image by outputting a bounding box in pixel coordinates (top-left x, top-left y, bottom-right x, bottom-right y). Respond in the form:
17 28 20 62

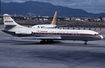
40 39 45 43
40 39 54 43
49 39 54 43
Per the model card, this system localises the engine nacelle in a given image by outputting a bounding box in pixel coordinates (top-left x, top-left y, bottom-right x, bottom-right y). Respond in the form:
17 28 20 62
15 31 32 34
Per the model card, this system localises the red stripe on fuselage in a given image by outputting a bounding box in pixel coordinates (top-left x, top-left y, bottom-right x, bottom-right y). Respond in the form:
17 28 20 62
32 32 96 36
80 34 95 36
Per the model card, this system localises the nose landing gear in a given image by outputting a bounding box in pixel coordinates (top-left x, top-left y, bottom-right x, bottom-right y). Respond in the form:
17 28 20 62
84 41 88 45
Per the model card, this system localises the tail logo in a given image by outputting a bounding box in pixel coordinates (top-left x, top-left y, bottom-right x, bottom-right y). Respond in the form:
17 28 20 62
5 21 13 23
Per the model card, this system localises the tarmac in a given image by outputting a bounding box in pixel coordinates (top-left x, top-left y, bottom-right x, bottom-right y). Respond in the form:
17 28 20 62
0 25 105 68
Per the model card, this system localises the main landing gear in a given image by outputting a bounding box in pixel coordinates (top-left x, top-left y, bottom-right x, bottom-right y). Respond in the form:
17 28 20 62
40 39 54 43
84 41 88 45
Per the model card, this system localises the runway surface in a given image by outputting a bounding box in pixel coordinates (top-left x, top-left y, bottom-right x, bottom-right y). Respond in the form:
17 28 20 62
0 25 105 68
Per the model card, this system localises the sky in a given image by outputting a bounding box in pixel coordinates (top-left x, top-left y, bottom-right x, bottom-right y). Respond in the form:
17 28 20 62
1 0 105 13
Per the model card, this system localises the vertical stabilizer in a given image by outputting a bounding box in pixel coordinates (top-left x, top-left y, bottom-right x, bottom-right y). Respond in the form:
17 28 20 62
51 11 57 25
3 14 20 26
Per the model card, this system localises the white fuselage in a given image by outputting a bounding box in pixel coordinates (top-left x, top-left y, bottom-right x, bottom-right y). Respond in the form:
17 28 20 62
7 27 103 41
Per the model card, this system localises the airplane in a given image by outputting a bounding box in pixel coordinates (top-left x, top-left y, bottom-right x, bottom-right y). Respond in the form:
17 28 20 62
31 11 57 28
2 14 104 45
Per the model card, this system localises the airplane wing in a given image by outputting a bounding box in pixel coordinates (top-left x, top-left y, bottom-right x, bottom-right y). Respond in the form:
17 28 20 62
21 35 61 40
33 35 61 40
35 36 61 39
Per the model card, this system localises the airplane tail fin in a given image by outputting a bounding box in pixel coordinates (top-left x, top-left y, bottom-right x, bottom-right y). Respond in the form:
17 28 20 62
3 14 20 26
51 11 57 25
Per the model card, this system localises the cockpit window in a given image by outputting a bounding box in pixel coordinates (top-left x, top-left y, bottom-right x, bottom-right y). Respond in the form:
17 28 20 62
94 34 97 35
94 33 101 35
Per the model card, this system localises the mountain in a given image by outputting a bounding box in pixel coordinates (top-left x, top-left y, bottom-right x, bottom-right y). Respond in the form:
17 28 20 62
1 1 104 17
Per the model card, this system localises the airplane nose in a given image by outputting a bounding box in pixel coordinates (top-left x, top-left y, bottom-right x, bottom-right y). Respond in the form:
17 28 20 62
99 35 104 39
